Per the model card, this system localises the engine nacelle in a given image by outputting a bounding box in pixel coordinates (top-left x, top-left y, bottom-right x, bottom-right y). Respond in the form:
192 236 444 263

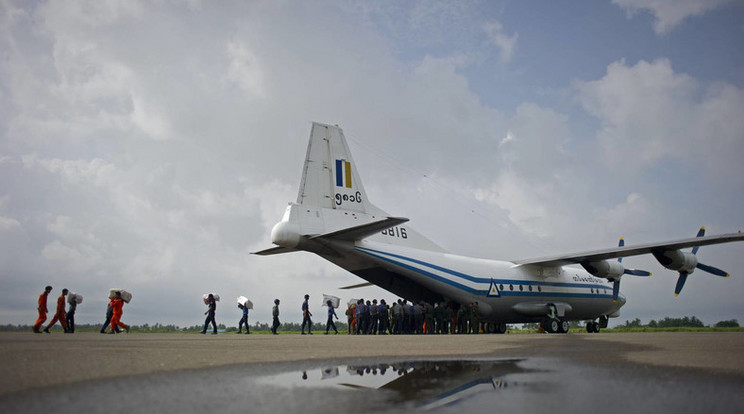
581 260 625 281
652 250 698 274
271 221 301 248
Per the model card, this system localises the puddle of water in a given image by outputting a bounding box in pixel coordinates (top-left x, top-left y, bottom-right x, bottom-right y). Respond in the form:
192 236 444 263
254 359 533 410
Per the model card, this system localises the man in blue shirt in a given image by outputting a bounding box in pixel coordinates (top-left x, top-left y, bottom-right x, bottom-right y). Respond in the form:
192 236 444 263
237 302 250 334
324 300 338 334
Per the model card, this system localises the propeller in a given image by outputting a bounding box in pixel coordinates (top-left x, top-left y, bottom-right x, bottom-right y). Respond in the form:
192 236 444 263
612 238 652 302
674 227 730 296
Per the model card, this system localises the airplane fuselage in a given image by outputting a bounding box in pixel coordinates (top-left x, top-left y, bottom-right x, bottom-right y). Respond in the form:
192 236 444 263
316 237 624 324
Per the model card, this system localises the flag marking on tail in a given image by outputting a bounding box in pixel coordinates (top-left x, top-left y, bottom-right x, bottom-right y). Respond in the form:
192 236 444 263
335 159 352 188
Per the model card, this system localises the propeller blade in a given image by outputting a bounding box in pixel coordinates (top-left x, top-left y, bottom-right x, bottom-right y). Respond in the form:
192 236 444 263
674 272 688 296
624 269 652 276
696 262 729 278
618 238 624 263
692 227 705 255
612 280 620 302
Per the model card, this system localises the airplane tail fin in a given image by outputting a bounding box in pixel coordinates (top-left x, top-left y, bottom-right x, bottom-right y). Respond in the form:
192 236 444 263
253 122 444 255
296 122 386 215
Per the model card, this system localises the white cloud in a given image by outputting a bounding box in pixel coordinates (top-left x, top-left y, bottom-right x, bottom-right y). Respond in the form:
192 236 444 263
483 20 518 63
226 40 265 97
612 0 735 34
575 58 744 177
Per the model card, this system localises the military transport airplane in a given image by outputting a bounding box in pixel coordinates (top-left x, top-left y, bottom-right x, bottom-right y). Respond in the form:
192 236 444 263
255 122 744 333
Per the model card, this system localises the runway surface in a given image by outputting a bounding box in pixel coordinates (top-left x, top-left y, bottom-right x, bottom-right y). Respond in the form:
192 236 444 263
1 332 743 413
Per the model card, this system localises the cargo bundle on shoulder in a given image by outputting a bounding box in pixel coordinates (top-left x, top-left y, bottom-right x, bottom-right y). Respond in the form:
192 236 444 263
203 293 220 304
237 296 253 309
67 293 83 304
322 294 340 308
109 289 132 303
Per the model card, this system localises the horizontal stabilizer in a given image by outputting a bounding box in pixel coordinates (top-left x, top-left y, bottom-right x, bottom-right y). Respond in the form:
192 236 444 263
310 217 409 242
252 246 298 256
339 282 374 290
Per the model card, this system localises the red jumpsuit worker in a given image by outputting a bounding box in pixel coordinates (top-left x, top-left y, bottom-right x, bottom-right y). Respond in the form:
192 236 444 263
33 286 53 333
44 288 69 333
109 292 130 334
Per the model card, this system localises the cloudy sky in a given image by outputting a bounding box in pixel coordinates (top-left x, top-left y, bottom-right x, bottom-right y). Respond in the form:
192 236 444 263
1 0 743 328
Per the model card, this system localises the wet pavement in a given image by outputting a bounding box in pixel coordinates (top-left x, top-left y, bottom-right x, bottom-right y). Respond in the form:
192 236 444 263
3 355 744 413
2 332 744 413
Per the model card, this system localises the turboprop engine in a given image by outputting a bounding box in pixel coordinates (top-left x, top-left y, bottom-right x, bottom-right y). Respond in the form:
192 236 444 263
580 238 652 302
652 250 698 274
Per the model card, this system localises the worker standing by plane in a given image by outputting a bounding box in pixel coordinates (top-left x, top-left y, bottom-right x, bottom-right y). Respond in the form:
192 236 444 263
43 288 69 333
33 285 52 333
271 299 281 335
109 291 130 334
301 294 313 335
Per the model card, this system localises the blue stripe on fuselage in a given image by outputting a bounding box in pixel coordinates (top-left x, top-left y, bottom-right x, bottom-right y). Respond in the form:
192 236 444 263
355 246 615 299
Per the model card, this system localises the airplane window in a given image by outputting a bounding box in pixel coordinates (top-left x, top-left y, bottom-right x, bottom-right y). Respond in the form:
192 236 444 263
537 286 542 292
519 285 523 291
591 288 594 294
499 284 504 291
509 285 513 291
528 285 533 292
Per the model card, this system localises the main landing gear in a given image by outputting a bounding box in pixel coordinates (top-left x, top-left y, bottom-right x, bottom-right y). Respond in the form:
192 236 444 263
584 315 607 333
540 304 569 334
485 322 508 334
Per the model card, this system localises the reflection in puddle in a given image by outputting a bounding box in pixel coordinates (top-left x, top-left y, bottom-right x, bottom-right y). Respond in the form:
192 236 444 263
256 359 531 410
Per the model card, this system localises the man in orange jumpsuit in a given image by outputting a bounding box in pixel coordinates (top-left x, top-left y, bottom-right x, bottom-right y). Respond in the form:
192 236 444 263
109 291 130 334
33 285 53 333
43 288 69 333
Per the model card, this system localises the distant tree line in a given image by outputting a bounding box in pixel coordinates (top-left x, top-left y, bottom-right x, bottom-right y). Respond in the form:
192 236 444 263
616 316 739 329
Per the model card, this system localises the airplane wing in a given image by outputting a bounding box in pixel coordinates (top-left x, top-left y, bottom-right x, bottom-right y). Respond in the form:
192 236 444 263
513 232 744 267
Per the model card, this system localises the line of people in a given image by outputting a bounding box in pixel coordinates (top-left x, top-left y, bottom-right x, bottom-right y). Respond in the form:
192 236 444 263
33 285 129 334
346 299 483 335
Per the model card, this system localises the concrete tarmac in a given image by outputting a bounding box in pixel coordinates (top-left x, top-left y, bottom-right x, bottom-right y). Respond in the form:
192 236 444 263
2 331 743 413
2 331 743 394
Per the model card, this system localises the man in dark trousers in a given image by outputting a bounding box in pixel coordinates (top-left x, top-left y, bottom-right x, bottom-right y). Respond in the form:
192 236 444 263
237 302 250 334
201 293 217 334
33 286 52 333
325 300 338 334
66 294 78 333
101 295 120 334
301 294 313 335
271 299 281 335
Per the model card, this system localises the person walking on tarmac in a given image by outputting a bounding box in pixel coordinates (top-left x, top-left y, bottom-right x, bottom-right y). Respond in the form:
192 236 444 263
201 293 217 334
66 295 77 333
301 294 313 335
325 300 339 334
237 302 250 334
100 296 120 334
33 285 52 333
109 291 130 334
43 288 69 333
271 299 281 335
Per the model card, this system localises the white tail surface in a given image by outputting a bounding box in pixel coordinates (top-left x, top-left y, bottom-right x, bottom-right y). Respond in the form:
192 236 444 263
297 122 386 216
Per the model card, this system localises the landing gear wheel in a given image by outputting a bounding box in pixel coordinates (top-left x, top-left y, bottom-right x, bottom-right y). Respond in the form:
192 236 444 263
549 319 559 333
496 323 507 334
558 320 569 333
586 322 600 333
486 323 496 333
